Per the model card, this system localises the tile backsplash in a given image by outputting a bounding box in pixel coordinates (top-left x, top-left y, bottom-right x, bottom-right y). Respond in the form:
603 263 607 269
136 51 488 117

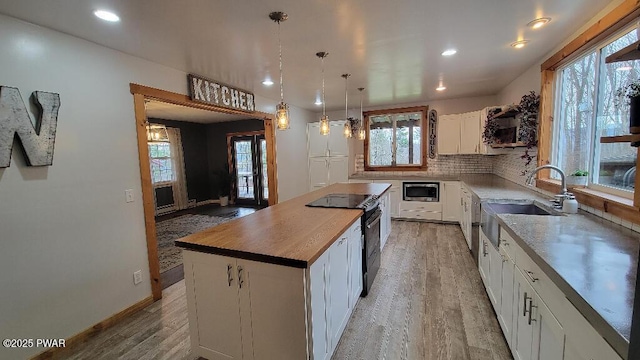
491 148 538 186
354 153 492 175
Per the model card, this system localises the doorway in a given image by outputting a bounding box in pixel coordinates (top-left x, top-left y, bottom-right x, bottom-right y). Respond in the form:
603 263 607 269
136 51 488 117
130 83 279 300
229 132 269 206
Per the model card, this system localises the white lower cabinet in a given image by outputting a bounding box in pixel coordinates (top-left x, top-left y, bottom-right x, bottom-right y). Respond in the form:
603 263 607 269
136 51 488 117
460 186 472 249
442 181 461 222
487 239 502 311
184 220 363 360
498 246 515 348
379 191 392 249
478 232 490 287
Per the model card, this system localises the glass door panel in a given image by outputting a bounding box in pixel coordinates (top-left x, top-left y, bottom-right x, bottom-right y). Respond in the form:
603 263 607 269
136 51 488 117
229 134 268 206
234 140 255 201
260 139 269 202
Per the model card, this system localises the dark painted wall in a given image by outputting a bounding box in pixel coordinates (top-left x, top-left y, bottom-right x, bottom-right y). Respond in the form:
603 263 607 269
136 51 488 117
206 119 264 196
150 119 212 202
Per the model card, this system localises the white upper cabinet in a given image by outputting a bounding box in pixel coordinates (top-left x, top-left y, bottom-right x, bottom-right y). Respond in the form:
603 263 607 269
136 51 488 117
460 111 482 154
308 120 349 157
438 114 461 154
328 157 349 184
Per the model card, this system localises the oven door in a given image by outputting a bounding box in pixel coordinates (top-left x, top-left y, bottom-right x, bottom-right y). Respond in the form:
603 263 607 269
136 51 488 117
403 182 439 202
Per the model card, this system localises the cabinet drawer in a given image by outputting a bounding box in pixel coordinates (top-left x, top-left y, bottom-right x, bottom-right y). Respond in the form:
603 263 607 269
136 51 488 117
498 229 518 262
515 248 565 323
400 201 442 212
563 299 622 360
398 209 442 221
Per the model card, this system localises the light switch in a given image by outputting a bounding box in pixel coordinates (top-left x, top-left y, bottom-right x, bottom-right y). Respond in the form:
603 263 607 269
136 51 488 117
125 189 134 203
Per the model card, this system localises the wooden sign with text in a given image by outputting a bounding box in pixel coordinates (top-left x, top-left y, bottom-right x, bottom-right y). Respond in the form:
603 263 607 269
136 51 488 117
188 74 255 112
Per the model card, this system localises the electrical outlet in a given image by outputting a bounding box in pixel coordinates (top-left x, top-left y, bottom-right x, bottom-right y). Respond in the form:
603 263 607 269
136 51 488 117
133 270 142 285
125 189 134 203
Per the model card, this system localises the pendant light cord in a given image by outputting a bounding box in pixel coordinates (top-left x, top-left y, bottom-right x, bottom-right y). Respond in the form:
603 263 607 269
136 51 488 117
278 22 284 103
322 57 326 116
345 76 348 120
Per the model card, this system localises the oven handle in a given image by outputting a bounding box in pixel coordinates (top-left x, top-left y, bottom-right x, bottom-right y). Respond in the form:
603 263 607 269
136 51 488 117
366 211 382 229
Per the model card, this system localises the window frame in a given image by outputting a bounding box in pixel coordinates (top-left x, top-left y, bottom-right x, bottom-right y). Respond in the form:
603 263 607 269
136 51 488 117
363 105 428 171
148 141 176 186
551 25 638 200
537 0 640 222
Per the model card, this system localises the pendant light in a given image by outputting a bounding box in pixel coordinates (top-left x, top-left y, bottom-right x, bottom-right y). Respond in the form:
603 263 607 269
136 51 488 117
269 11 290 130
342 74 352 138
317 51 330 135
357 87 366 141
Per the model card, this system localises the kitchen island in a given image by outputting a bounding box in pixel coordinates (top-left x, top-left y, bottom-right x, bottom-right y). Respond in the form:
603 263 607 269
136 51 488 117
176 183 390 360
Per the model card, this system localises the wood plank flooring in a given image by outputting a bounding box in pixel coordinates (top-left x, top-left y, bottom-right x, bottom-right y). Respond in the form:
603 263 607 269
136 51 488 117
58 220 511 360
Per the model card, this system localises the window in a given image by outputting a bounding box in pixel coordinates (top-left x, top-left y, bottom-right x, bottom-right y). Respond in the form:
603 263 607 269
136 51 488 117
552 27 638 197
365 106 427 170
149 142 175 184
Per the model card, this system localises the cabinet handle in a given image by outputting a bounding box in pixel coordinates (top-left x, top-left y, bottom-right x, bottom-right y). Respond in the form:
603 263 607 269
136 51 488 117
502 255 507 263
528 299 537 325
227 264 234 286
523 292 530 317
460 197 463 206
501 239 509 246
483 241 488 257
526 270 539 283
237 266 244 288
339 237 346 245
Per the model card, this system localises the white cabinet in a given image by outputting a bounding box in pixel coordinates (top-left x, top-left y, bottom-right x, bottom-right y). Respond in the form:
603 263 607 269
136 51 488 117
373 180 400 219
438 114 460 154
437 111 482 155
498 246 516 348
478 232 490 288
184 251 308 360
308 121 349 192
513 268 536 360
379 191 392 249
184 220 363 360
441 181 461 222
487 240 502 312
460 186 472 249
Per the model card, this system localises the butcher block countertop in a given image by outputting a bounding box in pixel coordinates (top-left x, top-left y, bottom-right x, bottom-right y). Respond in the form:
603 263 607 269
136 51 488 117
176 183 391 268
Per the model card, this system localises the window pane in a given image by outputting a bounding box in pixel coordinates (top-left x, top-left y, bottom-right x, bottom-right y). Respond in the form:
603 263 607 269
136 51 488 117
592 29 638 192
395 113 422 165
554 52 597 178
369 115 393 166
235 140 254 199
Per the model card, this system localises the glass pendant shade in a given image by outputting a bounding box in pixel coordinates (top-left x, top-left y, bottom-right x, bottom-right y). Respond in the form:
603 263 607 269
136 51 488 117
147 124 169 143
320 115 330 135
343 122 352 138
358 126 366 141
275 102 290 130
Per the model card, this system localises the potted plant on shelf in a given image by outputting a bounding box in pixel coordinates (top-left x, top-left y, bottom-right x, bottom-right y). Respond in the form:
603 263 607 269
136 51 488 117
615 79 640 134
213 165 233 206
567 170 588 186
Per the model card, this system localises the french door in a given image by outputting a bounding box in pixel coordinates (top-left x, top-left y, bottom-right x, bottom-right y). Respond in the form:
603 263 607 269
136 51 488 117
229 133 269 206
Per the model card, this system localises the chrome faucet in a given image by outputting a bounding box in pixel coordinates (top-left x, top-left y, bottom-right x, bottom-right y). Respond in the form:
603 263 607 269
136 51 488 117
526 165 570 209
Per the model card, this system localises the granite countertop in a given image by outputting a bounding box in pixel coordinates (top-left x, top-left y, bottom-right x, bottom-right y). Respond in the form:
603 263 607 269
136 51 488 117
176 183 390 268
456 174 638 358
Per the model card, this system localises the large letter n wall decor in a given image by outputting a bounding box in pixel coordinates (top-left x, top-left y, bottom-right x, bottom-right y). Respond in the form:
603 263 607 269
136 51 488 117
0 86 61 167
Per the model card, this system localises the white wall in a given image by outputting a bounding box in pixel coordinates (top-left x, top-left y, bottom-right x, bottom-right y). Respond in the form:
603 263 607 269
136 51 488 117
497 0 626 105
274 105 313 201
0 14 310 359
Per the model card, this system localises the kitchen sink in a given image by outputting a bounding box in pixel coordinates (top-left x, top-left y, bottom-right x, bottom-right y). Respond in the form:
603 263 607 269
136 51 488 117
480 201 562 248
483 202 559 216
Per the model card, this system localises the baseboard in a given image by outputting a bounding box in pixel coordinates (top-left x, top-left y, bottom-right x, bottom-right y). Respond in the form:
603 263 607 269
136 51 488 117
197 199 219 206
31 296 154 360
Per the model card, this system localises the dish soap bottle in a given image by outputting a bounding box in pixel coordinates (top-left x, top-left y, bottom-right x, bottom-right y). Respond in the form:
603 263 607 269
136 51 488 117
562 193 578 214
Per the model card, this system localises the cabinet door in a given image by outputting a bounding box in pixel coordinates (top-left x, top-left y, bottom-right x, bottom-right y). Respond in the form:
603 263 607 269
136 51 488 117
488 242 503 312
308 122 328 157
478 233 490 287
309 158 329 191
328 121 349 157
531 292 565 360
237 259 308 360
460 111 481 154
186 254 242 360
328 235 351 351
310 251 331 360
438 114 461 154
328 156 349 184
513 268 535 360
348 222 363 308
389 187 400 218
499 248 515 348
441 181 461 222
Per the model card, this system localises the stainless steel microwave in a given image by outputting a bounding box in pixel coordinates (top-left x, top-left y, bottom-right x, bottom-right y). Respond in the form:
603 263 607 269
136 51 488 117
403 182 439 202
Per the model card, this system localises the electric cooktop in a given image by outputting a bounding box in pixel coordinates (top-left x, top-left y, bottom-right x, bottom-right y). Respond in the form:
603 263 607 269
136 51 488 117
305 193 376 210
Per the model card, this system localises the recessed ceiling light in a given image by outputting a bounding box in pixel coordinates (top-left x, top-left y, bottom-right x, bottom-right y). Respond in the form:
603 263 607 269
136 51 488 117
436 86 447 91
510 40 529 49
315 100 323 106
94 10 120 22
616 66 633 72
442 49 457 56
527 17 551 29
262 79 274 86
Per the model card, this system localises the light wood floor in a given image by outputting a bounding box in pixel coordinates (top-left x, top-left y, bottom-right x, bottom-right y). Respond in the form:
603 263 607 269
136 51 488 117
60 221 511 360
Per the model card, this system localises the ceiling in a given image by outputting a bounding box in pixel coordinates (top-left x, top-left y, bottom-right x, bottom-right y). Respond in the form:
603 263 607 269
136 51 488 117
0 0 614 112
145 100 254 123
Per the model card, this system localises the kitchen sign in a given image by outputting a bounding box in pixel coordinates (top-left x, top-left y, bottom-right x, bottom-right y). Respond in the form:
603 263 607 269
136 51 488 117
188 74 255 112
